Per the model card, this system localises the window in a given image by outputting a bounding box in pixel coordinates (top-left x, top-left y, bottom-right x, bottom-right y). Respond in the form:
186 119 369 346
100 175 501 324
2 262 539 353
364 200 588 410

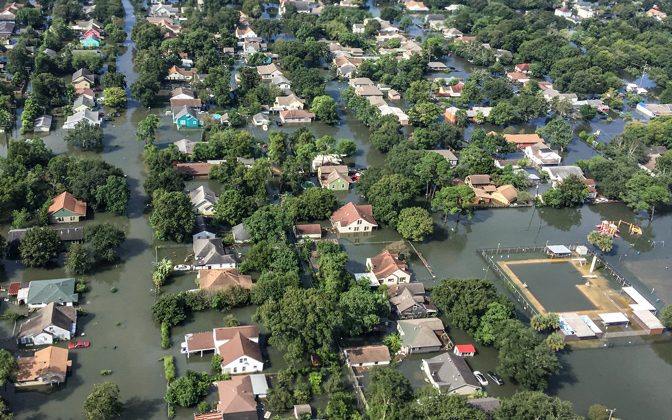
242 366 246 372
354 227 359 232
233 367 237 373
357 220 362 225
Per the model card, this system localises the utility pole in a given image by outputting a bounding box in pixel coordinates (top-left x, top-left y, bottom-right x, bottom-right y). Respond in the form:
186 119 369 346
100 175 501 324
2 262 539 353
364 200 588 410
606 408 616 420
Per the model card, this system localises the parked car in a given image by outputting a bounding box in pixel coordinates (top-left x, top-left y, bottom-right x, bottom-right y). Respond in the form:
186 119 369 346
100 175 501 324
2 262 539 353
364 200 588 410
173 264 191 271
473 370 489 386
68 341 90 349
487 371 504 386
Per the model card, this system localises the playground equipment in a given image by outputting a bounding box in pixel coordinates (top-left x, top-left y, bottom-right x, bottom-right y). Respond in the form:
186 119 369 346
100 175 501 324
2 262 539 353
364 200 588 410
595 220 642 238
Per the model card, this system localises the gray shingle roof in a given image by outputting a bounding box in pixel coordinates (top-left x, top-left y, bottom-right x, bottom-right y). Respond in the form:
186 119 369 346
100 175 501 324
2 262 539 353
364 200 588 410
26 279 78 306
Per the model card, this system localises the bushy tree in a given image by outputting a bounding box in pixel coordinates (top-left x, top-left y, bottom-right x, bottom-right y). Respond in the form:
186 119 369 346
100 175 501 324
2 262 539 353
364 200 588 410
0 349 17 386
20 227 60 267
83 382 123 420
495 391 581 420
366 368 413 420
137 114 160 145
151 293 188 327
64 121 104 151
85 223 126 263
541 175 588 208
396 207 433 241
537 117 572 152
660 305 672 329
65 243 92 275
165 371 210 408
587 231 613 253
311 95 338 124
149 190 195 242
102 87 127 110
622 171 670 221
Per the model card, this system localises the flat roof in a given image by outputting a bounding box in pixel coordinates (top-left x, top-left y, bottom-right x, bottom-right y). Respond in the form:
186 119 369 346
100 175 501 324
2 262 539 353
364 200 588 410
546 245 572 255
633 310 664 330
560 313 598 338
622 287 656 311
598 312 629 324
249 374 268 396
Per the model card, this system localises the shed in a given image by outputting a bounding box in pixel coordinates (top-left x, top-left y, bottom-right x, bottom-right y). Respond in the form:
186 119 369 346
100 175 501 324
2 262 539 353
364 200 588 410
632 310 664 335
249 373 269 398
453 344 476 357
232 223 252 243
598 312 629 326
294 404 312 419
8 282 21 296
545 245 571 258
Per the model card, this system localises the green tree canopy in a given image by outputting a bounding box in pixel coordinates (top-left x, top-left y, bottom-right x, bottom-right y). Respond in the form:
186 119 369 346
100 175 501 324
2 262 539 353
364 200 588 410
83 382 123 420
149 190 195 242
495 391 582 420
85 223 126 263
396 207 434 241
64 121 104 151
20 227 60 267
165 371 210 408
365 367 414 420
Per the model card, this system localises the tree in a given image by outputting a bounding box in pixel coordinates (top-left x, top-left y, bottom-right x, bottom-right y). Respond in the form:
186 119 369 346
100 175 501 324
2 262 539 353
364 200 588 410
587 231 613 253
165 370 210 407
659 305 672 329
432 186 475 221
541 175 589 208
64 121 104 151
101 71 127 89
83 382 123 420
137 114 160 145
336 139 357 156
495 391 582 420
102 87 127 110
413 387 487 420
311 95 338 124
152 258 172 293
149 190 195 242
366 367 413 420
587 404 611 420
31 73 67 109
213 189 248 226
370 115 403 152
396 207 433 241
85 223 126 263
131 74 161 108
383 332 402 354
537 117 572 152
409 101 442 127
475 302 514 345
489 101 517 125
151 293 188 327
338 283 388 336
432 278 510 334
0 350 17 386
367 174 416 226
579 104 597 120
20 227 60 267
21 97 40 132
530 313 560 332
257 287 342 366
622 171 670 220
545 332 566 352
95 175 130 215
65 243 92 275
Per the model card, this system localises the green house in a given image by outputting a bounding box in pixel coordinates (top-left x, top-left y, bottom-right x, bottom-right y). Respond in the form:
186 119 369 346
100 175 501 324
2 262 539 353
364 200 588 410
174 106 201 128
319 166 352 191
80 35 101 48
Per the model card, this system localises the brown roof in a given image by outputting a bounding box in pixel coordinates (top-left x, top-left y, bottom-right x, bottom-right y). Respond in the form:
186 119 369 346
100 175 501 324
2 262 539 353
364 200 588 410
213 325 259 342
276 94 304 106
507 71 529 81
466 175 492 186
216 376 257 415
494 184 518 201
344 345 391 365
198 269 253 292
294 224 321 235
16 346 71 382
170 98 202 108
502 133 543 144
368 250 408 279
8 282 21 296
331 202 377 227
185 331 215 352
168 65 197 77
194 412 223 420
280 109 315 120
217 331 263 366
175 162 213 177
48 192 87 216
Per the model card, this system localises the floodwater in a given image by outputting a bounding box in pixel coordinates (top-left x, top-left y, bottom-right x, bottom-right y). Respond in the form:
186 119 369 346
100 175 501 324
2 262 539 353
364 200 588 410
0 3 670 420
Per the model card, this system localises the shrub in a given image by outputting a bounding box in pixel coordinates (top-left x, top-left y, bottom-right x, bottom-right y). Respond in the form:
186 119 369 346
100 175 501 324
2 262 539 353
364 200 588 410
161 322 170 349
163 356 176 383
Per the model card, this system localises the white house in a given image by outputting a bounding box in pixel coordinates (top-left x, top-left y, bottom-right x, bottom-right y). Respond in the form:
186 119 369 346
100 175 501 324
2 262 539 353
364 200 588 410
330 202 378 233
541 165 585 184
525 143 562 166
366 250 411 285
189 185 217 216
193 238 237 270
17 303 77 346
62 110 101 129
422 352 481 395
182 325 263 374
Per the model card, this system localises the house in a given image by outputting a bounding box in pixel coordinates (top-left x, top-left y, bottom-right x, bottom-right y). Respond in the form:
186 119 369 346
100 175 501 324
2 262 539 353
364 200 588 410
554 6 572 19
256 63 283 80
318 165 352 190
468 398 502 414
17 303 77 346
428 61 448 72
273 94 305 111
388 89 401 100
189 185 217 216
83 28 102 38
465 174 494 190
197 269 253 293
348 77 374 88
279 109 315 124
271 75 291 90
388 283 438 319
312 154 342 172
636 103 672 118
490 184 518 206
378 105 410 126
525 143 562 166
63 110 101 129
232 223 252 243
573 99 609 113
182 325 263 374
541 165 585 184
397 318 447 354
170 97 202 109
149 2 179 17
15 346 72 388
193 238 237 270
439 82 464 97
171 87 195 100
166 65 197 82
584 178 598 199
352 23 365 33
343 345 391 367
73 95 95 113
330 202 377 233
639 146 668 173
421 352 481 395
23 279 78 309
514 63 531 74
0 2 20 21
366 250 411 285
75 88 96 101
425 14 446 30
404 0 429 12
453 344 476 357
444 106 492 124
502 133 544 149
7 227 84 249
80 34 101 48
212 376 258 419
235 26 257 39
293 224 322 240
355 84 384 98
34 115 52 133
174 138 198 154
646 5 667 20
0 21 14 38
173 106 202 128
506 71 530 84
426 149 458 167
72 68 94 89
252 113 270 127
48 192 87 223
443 27 463 39
175 162 213 178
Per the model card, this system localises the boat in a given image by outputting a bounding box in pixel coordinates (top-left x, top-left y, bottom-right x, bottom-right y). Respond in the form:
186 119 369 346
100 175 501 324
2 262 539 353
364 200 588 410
173 264 191 271
473 370 489 386
68 341 90 349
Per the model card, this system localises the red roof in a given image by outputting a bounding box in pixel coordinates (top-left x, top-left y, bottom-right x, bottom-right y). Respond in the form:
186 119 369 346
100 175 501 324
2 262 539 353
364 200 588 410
455 344 476 353
48 192 87 216
331 202 377 228
8 282 21 296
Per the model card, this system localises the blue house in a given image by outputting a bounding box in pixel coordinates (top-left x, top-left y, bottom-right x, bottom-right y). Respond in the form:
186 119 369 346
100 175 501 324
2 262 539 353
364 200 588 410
80 35 101 48
173 106 202 128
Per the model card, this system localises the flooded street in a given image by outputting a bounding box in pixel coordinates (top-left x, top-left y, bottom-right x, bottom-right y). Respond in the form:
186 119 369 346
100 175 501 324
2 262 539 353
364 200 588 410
0 3 671 419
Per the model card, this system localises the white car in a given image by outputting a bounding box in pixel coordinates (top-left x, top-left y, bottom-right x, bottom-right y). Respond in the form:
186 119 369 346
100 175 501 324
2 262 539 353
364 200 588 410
173 264 191 271
473 370 489 386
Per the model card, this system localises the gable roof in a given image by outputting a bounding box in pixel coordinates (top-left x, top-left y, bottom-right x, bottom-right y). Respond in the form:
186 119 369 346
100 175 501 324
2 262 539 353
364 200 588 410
331 202 377 227
217 331 263 366
279 109 315 120
344 345 390 365
18 303 76 339
275 94 304 106
398 318 444 348
368 250 409 279
174 138 198 154
48 192 87 217
256 63 281 76
193 238 236 266
198 269 253 292
215 376 257 415
26 279 78 306
72 68 94 83
294 224 321 236
423 352 481 390
16 346 71 383
502 133 543 144
189 185 217 207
